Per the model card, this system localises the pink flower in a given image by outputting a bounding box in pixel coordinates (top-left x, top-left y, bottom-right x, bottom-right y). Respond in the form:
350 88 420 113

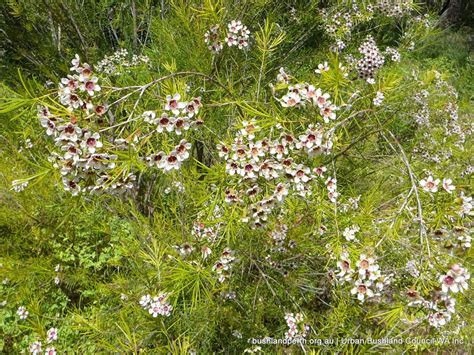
419 175 440 193
165 94 186 115
163 152 181 171
29 341 42 354
80 77 101 96
47 327 58 343
442 178 455 193
280 92 301 107
314 89 330 108
175 139 191 161
351 280 374 302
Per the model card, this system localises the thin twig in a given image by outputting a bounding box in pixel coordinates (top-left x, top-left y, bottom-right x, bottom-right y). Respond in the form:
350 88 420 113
381 131 430 258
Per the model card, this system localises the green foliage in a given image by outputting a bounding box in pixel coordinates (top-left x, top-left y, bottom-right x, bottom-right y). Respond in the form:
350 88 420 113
0 0 473 353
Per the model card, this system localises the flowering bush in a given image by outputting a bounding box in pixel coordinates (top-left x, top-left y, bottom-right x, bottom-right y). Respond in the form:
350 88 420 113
0 0 472 353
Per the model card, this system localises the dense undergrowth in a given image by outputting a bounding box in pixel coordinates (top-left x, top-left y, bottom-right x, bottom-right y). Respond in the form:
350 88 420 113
0 1 473 353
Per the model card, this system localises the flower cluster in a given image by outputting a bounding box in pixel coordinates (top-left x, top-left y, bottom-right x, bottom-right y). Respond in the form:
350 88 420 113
321 7 365 49
419 175 455 194
145 139 191 172
58 54 105 113
384 47 401 62
342 224 360 242
205 20 250 53
284 313 309 340
143 94 203 131
406 264 469 328
325 176 339 203
139 293 173 317
335 253 392 303
11 179 28 192
406 289 456 328
376 0 412 18
39 106 134 195
17 305 28 319
95 48 150 75
439 264 470 294
269 223 296 253
174 220 223 259
143 94 203 172
204 25 223 53
225 20 250 49
459 192 473 217
373 91 384 106
212 248 236 282
28 327 58 354
279 83 338 123
356 36 385 83
219 120 333 227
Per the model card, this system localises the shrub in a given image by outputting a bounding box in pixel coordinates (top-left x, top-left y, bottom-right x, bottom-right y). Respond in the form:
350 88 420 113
0 1 472 353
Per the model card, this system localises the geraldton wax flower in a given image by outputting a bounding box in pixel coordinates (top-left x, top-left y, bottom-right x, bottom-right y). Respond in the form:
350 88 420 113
139 293 173 317
47 327 58 343
356 36 385 83
226 20 250 49
439 264 470 294
419 175 440 193
17 306 28 320
284 313 309 340
205 20 250 53
29 341 42 355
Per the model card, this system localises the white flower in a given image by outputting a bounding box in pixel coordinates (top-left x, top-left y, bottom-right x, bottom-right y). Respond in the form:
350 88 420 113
139 294 151 308
164 94 186 115
277 67 289 83
175 139 191 161
157 113 174 133
442 178 455 193
201 246 212 259
46 328 58 343
419 176 440 193
146 152 166 169
143 111 157 124
428 311 451 328
336 254 354 281
357 254 378 279
351 280 374 302
81 132 103 154
163 152 182 171
320 103 337 122
71 54 80 70
315 62 329 74
280 92 301 107
313 88 330 108
17 306 28 320
44 347 57 355
80 77 101 96
440 264 470 294
325 177 337 192
343 225 360 241
373 91 384 106
313 166 327 178
274 183 288 202
29 341 42 354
